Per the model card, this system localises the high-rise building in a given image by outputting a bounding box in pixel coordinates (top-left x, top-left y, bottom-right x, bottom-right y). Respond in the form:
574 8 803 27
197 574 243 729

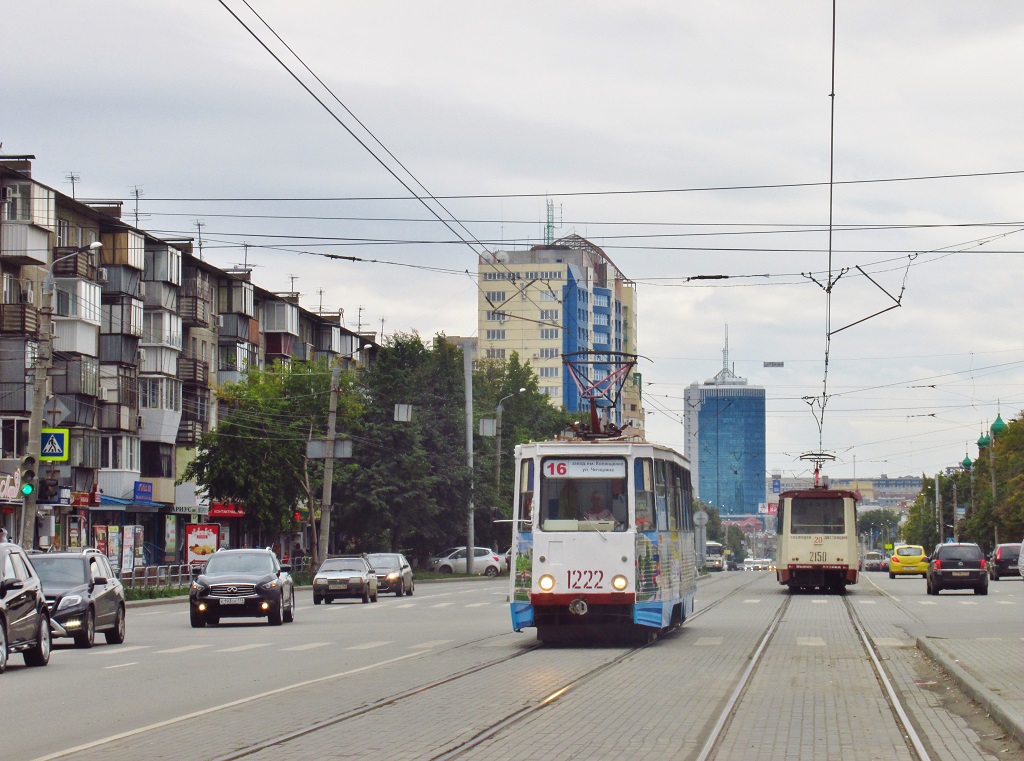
476 234 643 429
683 329 765 516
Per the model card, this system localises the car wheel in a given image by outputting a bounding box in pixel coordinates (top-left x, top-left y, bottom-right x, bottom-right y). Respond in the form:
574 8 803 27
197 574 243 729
105 604 126 645
0 621 8 674
407 579 414 597
24 615 51 667
362 588 370 604
268 602 283 626
991 571 1000 581
74 608 96 649
975 583 989 596
439 565 453 574
313 594 322 605
888 572 895 579
283 590 295 623
190 607 206 628
485 565 499 578
395 580 404 597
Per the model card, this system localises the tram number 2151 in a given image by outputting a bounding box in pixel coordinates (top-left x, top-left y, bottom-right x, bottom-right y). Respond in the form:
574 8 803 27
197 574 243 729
567 569 604 589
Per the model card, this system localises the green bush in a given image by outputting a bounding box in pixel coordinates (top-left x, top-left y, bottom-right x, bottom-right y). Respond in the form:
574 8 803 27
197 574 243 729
124 586 189 601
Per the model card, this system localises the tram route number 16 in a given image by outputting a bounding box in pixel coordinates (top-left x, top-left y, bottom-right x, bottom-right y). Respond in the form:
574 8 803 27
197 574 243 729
546 462 569 476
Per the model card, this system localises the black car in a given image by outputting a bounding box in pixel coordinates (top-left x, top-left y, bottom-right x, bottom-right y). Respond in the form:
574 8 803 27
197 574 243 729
926 542 988 595
988 542 1021 581
31 548 126 648
189 549 295 627
0 542 52 672
367 552 415 597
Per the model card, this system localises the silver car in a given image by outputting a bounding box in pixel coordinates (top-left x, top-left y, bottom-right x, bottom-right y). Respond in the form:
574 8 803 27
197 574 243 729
312 556 379 604
428 547 503 577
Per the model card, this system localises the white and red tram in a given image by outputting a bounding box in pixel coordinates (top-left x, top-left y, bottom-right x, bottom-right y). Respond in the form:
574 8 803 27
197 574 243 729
776 481 860 592
509 438 697 643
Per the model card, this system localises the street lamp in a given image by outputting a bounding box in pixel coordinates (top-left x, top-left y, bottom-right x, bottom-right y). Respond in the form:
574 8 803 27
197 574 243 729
21 241 102 547
494 387 526 488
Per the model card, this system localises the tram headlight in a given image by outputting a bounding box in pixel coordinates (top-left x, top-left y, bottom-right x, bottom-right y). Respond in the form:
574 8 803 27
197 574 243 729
611 575 628 591
538 574 556 592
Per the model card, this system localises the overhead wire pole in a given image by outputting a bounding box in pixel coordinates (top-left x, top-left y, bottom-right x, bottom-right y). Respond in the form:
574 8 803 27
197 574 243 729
316 359 342 571
463 339 474 575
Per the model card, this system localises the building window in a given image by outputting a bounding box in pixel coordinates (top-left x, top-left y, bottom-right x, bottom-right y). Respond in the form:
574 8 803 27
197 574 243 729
0 418 29 458
485 348 506 359
539 347 559 359
594 294 610 308
539 310 559 321
540 328 559 340
485 291 506 302
542 386 560 397
140 441 174 479
485 311 508 322
100 435 140 470
139 377 182 412
485 330 506 340
540 291 558 302
539 367 559 378
594 313 610 326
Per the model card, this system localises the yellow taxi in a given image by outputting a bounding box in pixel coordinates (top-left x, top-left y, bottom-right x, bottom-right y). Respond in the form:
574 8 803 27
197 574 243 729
888 544 928 577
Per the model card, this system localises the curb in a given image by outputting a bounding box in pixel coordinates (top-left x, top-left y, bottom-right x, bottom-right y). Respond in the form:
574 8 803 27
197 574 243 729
916 636 1024 748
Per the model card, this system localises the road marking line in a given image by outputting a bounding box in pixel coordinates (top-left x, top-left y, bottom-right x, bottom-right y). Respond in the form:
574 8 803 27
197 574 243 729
217 643 271 653
958 601 978 605
26 651 426 761
995 600 1015 605
104 662 138 669
693 637 722 647
797 637 825 647
394 603 417 609
134 611 165 616
811 600 827 604
156 645 210 654
742 599 761 604
464 602 490 608
282 642 332 651
431 602 454 608
858 600 877 604
409 640 452 649
918 601 936 605
346 641 392 650
89 645 151 656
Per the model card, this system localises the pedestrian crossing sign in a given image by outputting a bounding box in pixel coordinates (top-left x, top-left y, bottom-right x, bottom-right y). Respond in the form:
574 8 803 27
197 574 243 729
41 429 70 461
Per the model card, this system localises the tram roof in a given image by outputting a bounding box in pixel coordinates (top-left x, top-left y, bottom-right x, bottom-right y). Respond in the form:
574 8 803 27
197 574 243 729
779 488 859 500
516 438 688 462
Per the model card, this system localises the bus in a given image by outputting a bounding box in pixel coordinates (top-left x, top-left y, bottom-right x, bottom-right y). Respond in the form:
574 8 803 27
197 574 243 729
704 540 724 571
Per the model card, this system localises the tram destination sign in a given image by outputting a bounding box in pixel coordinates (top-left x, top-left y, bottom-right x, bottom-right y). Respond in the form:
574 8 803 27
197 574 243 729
543 458 626 479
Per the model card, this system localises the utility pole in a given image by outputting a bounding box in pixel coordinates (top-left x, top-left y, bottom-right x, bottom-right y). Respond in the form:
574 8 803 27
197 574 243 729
463 339 474 574
316 360 342 571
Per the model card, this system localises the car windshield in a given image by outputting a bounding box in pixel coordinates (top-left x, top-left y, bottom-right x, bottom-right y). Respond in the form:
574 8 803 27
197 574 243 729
204 553 276 575
367 554 399 569
29 556 88 585
939 546 983 561
320 559 366 572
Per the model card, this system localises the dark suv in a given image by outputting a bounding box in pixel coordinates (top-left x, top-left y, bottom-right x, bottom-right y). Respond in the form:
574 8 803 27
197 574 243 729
366 553 415 597
1 542 52 672
926 542 988 595
988 542 1021 581
189 549 295 627
31 548 126 648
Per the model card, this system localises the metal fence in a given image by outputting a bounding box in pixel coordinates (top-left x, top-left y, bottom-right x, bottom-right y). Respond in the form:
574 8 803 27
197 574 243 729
118 555 315 589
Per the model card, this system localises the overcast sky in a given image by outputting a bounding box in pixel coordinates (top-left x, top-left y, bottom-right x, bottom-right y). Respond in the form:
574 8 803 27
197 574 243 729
5 2 1024 483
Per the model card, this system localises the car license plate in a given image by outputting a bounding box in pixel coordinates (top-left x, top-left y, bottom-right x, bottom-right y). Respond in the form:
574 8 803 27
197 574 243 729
329 581 347 589
219 597 245 605
951 571 969 577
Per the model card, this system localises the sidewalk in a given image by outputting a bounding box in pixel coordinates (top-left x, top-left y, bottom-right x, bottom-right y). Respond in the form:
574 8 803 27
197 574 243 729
917 635 1024 747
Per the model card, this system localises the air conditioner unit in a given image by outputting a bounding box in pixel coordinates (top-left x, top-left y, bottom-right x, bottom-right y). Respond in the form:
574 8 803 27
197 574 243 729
216 315 224 328
0 186 12 201
137 282 146 298
20 288 35 304
97 387 110 403
96 268 108 283
138 348 147 363
137 415 145 429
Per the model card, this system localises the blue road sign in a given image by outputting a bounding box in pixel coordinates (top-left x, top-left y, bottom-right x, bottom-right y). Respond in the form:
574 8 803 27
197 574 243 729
40 428 69 462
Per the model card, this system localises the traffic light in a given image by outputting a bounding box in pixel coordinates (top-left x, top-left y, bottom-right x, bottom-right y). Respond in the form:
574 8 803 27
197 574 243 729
19 455 36 498
293 510 302 523
38 478 59 503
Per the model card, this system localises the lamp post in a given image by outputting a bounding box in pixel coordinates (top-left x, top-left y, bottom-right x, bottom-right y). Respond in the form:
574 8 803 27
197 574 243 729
21 241 102 547
493 387 525 488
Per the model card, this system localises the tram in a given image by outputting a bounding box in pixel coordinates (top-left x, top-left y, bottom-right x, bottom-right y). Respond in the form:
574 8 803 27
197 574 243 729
775 471 859 592
509 437 696 642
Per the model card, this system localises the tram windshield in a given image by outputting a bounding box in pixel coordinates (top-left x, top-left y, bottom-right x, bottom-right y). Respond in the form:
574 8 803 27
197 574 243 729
538 457 628 531
790 497 846 534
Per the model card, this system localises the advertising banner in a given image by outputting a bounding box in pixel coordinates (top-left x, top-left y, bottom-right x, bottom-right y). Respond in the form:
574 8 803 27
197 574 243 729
121 527 135 573
107 526 122 571
186 524 219 567
134 526 145 567
165 518 177 562
94 525 107 556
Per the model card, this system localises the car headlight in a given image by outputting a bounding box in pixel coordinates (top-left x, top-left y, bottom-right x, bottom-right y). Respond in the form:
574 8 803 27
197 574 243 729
57 594 84 612
313 577 326 586
611 575 628 591
259 579 279 590
538 574 555 592
386 572 399 581
190 580 208 593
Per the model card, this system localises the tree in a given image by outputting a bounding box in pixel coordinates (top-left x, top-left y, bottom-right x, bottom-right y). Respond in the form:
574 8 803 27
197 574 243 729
725 524 746 562
857 508 901 550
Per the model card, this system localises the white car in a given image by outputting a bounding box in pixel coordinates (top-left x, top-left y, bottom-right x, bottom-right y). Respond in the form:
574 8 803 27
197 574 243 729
428 547 504 577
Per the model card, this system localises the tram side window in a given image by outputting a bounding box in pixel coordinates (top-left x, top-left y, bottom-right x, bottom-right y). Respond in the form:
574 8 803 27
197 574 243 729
668 465 683 531
519 459 535 527
681 468 694 530
654 460 669 530
790 498 845 534
635 458 654 531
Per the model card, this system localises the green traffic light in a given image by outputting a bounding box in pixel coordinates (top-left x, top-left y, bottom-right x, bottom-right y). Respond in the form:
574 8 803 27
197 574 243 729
21 482 35 496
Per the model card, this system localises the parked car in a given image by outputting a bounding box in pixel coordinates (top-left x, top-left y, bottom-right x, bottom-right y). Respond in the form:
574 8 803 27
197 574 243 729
366 553 414 597
428 547 503 577
313 556 379 604
988 542 1021 580
888 545 928 578
926 542 988 595
0 542 52 672
190 548 295 626
30 548 126 647
862 551 886 572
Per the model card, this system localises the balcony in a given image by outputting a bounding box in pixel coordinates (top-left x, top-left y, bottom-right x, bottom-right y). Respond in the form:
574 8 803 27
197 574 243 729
176 419 204 447
52 248 99 279
177 357 209 386
178 295 210 328
0 303 39 336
